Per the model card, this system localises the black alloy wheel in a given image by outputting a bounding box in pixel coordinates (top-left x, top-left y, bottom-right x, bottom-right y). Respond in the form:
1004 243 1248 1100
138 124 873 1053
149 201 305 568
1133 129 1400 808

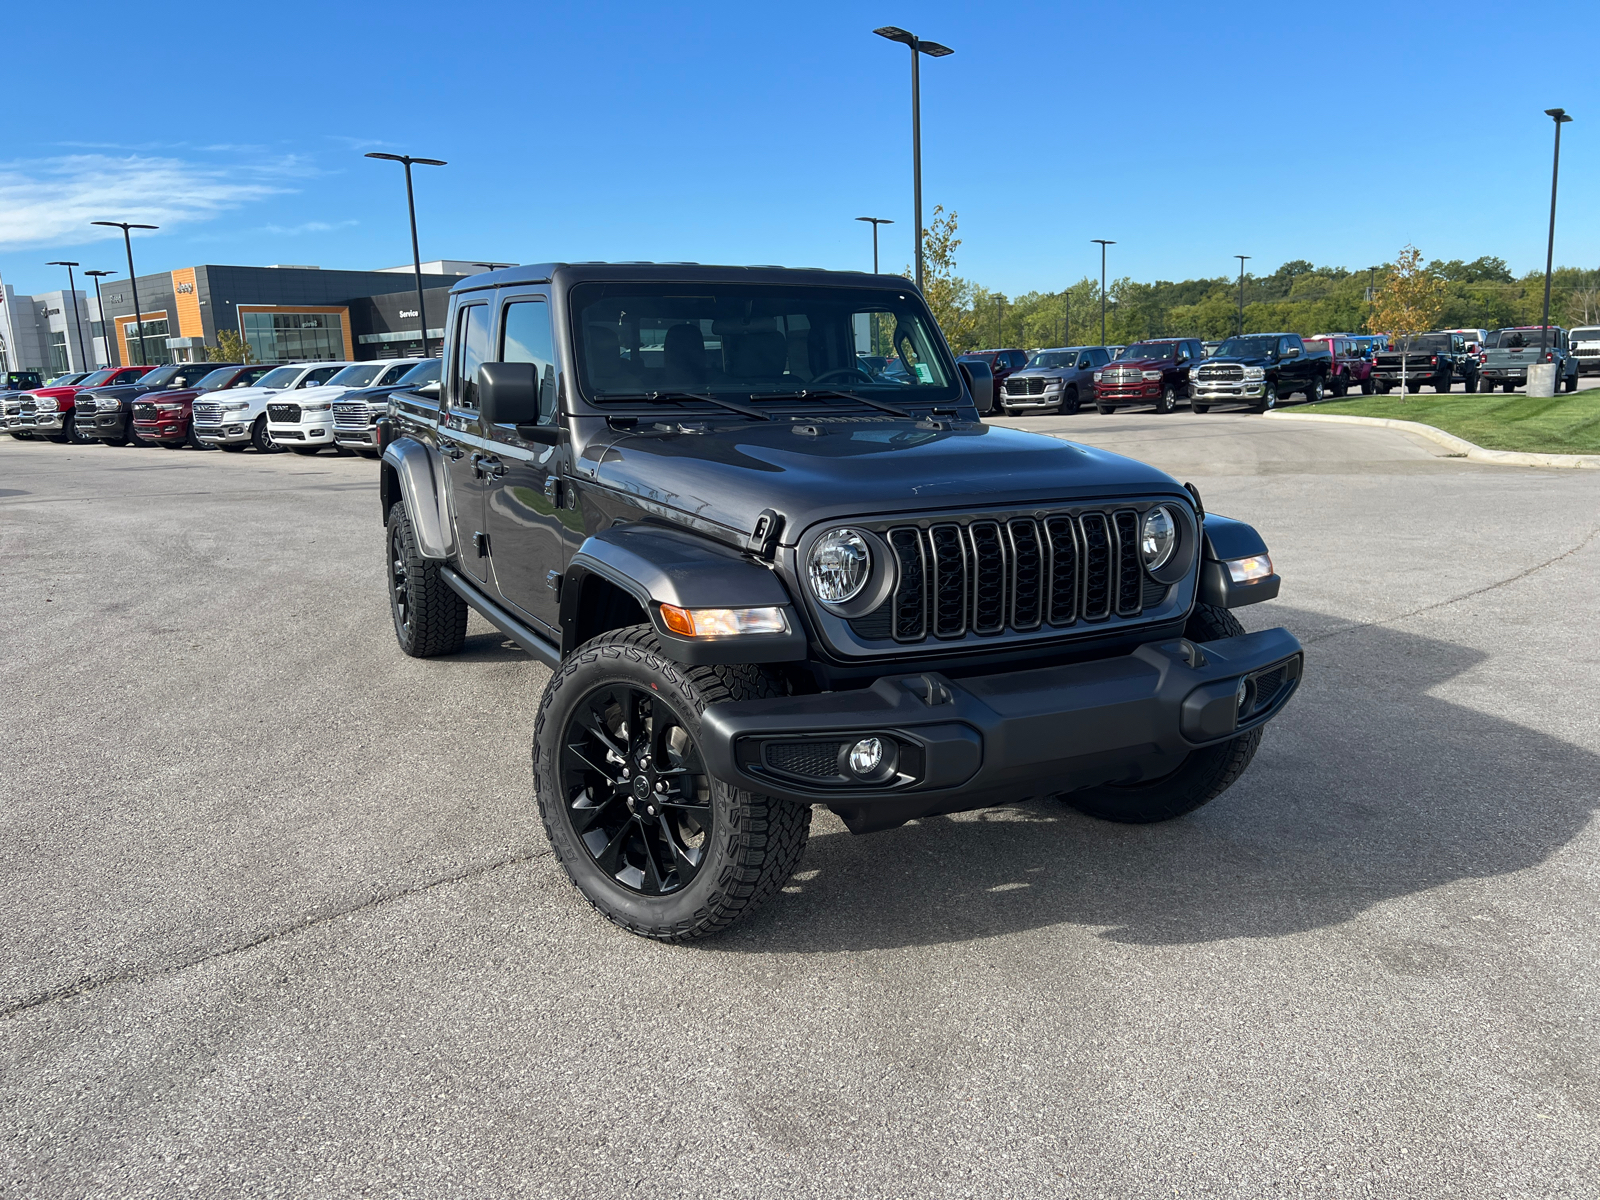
1155 384 1176 414
1063 385 1079 414
558 683 715 897
388 520 412 645
251 416 277 453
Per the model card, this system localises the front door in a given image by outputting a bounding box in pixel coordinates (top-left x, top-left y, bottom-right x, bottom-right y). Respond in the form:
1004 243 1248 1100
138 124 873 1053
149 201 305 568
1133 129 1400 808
482 293 577 633
442 301 493 585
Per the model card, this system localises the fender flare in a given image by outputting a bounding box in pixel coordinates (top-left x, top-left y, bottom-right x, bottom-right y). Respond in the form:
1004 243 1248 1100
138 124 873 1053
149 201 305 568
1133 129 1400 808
380 436 455 561
1199 514 1280 609
563 523 807 664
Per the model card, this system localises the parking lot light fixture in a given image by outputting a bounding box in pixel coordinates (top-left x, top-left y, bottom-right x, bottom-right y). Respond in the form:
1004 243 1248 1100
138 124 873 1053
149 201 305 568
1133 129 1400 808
1092 240 1115 345
855 217 893 274
46 261 87 371
1235 256 1251 336
84 270 116 367
365 152 449 357
1539 108 1573 357
873 27 952 292
90 221 158 365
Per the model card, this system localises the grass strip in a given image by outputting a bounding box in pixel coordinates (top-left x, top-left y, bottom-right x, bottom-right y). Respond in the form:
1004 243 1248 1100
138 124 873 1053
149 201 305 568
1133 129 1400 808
1310 390 1600 455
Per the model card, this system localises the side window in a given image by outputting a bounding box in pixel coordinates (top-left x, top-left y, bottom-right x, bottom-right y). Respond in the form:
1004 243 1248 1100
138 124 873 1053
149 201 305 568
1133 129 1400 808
378 364 409 386
452 305 490 409
112 369 140 384
1279 337 1293 356
501 298 558 423
304 367 340 386
232 366 271 387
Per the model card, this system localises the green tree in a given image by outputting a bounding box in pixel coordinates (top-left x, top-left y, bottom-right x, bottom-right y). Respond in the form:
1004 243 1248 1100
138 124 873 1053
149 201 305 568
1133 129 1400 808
209 329 256 364
1369 246 1445 397
917 206 981 350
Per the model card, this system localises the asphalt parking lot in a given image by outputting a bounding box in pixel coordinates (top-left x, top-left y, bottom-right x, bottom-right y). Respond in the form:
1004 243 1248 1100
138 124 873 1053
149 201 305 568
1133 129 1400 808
3 416 1597 1199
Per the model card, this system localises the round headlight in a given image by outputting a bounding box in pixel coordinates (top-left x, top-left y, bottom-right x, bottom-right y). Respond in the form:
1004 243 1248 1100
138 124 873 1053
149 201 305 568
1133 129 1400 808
808 528 871 604
1140 507 1178 572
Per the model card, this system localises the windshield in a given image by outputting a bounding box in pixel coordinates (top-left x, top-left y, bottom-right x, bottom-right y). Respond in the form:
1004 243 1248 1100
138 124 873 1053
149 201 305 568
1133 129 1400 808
137 365 186 389
397 358 441 385
195 368 240 391
255 366 304 389
1408 335 1453 352
1215 336 1279 358
1122 342 1178 361
327 364 386 388
1026 351 1075 369
44 373 85 387
1570 328 1600 342
571 282 959 407
77 369 117 387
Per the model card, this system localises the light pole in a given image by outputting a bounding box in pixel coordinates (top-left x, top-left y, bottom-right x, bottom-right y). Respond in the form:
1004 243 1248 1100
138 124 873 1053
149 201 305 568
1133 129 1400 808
91 221 159 365
855 217 894 274
873 27 953 292
365 152 448 357
1235 255 1251 335
84 270 116 367
1091 240 1115 345
1539 108 1573 357
46 261 87 371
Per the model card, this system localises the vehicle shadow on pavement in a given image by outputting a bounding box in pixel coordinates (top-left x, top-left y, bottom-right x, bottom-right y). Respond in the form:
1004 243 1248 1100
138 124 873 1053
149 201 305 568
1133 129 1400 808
714 607 1599 952
450 631 532 664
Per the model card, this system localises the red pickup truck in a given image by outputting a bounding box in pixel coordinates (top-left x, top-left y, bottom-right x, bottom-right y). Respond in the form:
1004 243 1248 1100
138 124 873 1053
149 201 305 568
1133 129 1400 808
21 366 156 443
1094 338 1205 414
130 364 271 448
1303 336 1374 396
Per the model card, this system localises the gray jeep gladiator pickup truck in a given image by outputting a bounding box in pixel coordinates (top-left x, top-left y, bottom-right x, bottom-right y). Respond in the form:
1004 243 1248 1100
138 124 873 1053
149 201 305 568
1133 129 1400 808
378 263 1303 940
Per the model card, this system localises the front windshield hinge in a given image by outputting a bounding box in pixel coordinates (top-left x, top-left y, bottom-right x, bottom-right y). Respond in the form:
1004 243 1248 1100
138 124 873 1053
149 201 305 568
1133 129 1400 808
746 509 784 561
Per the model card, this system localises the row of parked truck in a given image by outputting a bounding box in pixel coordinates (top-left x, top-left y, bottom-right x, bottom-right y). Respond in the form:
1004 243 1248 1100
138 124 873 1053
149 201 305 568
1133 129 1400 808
968 324 1593 416
0 357 442 453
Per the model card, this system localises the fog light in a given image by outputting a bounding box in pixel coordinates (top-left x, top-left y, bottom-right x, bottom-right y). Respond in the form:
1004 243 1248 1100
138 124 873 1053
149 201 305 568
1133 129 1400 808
848 737 883 776
1236 677 1253 715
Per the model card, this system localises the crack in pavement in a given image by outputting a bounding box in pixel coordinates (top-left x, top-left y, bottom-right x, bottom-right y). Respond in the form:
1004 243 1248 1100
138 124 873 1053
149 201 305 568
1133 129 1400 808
1302 523 1600 647
0 846 550 1022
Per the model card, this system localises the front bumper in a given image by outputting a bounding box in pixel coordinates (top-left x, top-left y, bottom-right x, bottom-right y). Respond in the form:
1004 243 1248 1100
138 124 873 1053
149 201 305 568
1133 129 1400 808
700 627 1302 832
333 425 379 447
1192 381 1267 399
133 419 187 443
1096 382 1167 404
268 421 334 445
30 411 62 430
195 420 252 444
86 410 128 439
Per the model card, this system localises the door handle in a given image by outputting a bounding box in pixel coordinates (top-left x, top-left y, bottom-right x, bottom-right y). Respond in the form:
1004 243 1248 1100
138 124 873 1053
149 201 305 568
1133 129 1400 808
439 438 464 460
475 454 505 479
543 475 563 507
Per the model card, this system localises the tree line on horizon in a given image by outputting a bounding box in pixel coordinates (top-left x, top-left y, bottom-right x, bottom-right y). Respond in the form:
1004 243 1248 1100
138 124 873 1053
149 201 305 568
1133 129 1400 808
915 208 1600 351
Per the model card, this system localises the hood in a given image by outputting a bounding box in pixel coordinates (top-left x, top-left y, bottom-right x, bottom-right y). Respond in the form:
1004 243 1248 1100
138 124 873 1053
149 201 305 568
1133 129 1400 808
288 384 355 405
28 386 83 400
587 418 1185 539
140 388 202 405
213 384 288 404
1009 367 1069 379
1108 356 1177 371
1201 353 1272 367
338 383 405 403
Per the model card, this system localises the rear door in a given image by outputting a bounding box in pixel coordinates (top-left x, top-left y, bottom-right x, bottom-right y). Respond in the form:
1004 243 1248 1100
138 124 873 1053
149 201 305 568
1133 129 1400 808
441 300 494 585
483 291 573 633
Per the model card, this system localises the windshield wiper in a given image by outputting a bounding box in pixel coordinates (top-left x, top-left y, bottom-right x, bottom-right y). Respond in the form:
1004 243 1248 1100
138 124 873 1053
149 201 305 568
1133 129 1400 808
749 388 913 419
598 390 772 421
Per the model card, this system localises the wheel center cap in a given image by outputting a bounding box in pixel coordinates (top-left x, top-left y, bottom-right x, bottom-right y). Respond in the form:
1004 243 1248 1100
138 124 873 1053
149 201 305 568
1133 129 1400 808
631 774 651 801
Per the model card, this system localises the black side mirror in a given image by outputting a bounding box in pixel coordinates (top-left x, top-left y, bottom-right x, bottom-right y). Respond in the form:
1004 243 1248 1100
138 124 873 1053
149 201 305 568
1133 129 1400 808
478 361 539 426
958 360 994 416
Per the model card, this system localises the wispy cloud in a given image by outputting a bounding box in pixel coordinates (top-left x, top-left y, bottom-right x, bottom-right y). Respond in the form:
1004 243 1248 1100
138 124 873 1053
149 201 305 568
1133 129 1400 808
259 219 359 236
0 154 298 249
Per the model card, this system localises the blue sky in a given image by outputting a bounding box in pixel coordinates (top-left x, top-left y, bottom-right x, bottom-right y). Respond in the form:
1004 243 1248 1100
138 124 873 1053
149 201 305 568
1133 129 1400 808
3 0 1595 299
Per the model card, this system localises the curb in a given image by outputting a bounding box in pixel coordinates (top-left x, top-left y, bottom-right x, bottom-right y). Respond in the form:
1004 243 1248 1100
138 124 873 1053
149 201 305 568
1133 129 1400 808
1260 410 1600 470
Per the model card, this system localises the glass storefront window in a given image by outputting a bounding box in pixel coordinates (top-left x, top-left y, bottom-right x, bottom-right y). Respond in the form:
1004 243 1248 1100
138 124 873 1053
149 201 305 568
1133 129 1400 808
240 311 345 364
122 318 172 365
49 332 70 374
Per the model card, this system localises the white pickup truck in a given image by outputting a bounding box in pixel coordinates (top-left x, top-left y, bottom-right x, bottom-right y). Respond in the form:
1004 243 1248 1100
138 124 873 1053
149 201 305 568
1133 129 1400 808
193 361 353 452
1571 326 1600 376
265 358 420 455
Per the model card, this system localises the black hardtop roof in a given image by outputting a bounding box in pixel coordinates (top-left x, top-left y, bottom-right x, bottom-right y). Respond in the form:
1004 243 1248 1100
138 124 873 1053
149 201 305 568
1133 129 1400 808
449 262 920 295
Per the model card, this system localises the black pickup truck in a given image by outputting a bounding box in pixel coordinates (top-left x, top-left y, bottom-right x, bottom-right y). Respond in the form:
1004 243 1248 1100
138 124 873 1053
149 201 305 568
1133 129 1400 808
377 263 1302 940
1369 332 1472 394
1188 333 1332 413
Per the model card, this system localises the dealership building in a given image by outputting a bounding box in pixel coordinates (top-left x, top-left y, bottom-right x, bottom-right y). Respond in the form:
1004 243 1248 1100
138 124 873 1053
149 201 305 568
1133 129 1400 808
0 276 96 376
65 259 508 368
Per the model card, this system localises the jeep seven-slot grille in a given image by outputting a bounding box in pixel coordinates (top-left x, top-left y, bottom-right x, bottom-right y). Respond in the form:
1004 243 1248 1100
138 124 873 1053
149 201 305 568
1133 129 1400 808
852 508 1162 645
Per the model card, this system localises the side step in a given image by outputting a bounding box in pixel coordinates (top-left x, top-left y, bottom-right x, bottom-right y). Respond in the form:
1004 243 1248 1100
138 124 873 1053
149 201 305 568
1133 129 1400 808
440 567 562 668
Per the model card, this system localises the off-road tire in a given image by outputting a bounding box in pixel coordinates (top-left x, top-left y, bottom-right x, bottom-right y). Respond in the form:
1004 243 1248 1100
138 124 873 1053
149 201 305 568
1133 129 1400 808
1502 382 1516 393
1435 378 1452 393
1331 373 1349 397
386 500 468 658
1359 376 1375 395
534 625 812 941
1155 384 1176 414
250 416 277 454
1565 372 1579 393
1060 604 1261 824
